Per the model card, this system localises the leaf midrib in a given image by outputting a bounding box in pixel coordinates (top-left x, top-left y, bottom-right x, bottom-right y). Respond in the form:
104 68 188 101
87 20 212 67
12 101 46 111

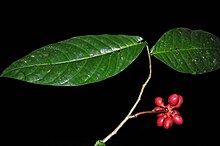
151 47 219 55
2 41 146 74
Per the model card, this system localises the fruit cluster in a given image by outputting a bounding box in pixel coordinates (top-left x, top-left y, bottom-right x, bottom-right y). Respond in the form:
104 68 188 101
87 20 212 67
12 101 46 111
153 93 183 129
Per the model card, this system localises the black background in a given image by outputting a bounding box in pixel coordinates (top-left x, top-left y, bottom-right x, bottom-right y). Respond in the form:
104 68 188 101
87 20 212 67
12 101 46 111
1 2 220 146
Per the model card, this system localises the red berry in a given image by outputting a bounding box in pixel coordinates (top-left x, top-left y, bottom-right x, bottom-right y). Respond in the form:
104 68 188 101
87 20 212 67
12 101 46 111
172 110 180 115
173 95 183 108
157 112 168 118
157 116 165 127
168 94 179 106
163 117 173 129
157 113 165 117
154 97 165 107
154 94 184 129
153 107 163 111
172 114 183 125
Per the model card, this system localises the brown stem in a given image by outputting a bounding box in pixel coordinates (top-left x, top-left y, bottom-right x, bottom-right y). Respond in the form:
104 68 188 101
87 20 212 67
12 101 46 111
102 45 152 143
129 109 167 119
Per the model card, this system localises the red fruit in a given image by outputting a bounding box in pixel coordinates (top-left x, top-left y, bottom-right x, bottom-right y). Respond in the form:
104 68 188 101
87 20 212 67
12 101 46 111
154 97 165 107
173 95 183 108
172 114 183 125
157 116 165 127
163 117 173 129
172 110 180 115
157 113 164 117
157 112 168 118
153 107 163 111
168 94 179 106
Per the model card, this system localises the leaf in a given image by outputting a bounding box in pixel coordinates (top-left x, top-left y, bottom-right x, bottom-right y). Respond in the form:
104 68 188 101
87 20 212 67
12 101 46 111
150 27 220 74
1 34 146 86
94 140 106 146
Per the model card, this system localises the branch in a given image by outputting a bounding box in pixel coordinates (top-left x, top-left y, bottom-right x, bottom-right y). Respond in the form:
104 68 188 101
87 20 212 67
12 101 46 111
129 109 167 119
102 45 152 143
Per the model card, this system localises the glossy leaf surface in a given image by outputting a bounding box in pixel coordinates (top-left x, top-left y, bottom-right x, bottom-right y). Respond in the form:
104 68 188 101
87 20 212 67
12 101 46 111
1 34 146 86
151 27 220 74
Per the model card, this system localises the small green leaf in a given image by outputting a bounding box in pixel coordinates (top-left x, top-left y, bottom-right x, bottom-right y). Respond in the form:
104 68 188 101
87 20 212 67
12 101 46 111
151 27 220 74
1 34 146 86
94 140 106 146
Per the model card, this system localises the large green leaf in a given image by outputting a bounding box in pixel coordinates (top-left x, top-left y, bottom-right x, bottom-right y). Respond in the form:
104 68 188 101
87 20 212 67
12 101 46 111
150 27 220 74
1 34 146 86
